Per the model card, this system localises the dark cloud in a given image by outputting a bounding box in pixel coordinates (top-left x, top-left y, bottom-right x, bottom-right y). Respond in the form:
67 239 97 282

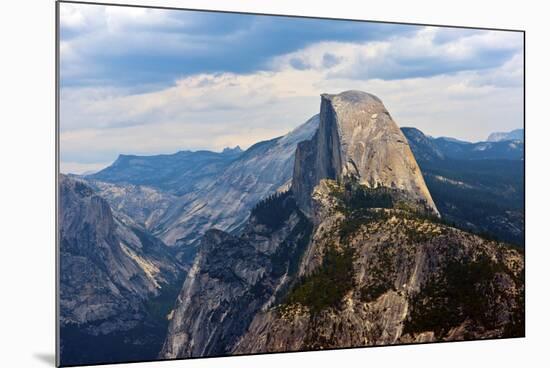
60 4 418 89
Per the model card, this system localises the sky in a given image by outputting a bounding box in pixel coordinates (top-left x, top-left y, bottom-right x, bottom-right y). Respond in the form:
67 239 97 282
59 3 524 174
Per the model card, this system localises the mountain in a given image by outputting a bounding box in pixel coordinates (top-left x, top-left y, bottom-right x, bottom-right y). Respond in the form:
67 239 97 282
160 191 312 358
234 180 523 352
401 127 524 245
400 127 445 162
160 91 523 359
88 148 243 196
293 91 438 217
434 138 523 160
59 175 183 365
487 129 524 142
152 115 319 248
401 127 524 161
84 179 177 231
83 117 319 259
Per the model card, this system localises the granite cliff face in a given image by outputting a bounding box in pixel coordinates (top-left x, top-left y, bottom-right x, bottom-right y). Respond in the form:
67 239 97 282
293 91 438 217
85 179 177 231
154 115 319 248
160 91 523 359
160 191 312 358
84 116 318 259
59 174 183 365
233 179 523 352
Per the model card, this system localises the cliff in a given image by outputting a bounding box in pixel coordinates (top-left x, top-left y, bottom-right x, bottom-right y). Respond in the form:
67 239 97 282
293 91 438 217
160 91 523 359
160 191 312 358
59 174 183 365
234 179 523 352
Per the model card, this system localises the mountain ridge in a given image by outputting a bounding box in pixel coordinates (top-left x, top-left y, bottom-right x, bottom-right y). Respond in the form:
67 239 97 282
487 128 524 142
59 174 184 365
401 127 524 161
160 91 525 359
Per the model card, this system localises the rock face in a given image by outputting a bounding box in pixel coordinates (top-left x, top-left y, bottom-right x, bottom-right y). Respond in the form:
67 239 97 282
400 127 445 162
160 91 523 359
59 174 182 365
160 191 312 358
84 116 318 257
85 179 177 231
154 115 319 247
293 91 438 217
233 179 524 353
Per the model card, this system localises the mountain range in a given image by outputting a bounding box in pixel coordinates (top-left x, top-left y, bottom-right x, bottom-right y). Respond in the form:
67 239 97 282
160 91 523 358
59 91 524 365
402 127 524 245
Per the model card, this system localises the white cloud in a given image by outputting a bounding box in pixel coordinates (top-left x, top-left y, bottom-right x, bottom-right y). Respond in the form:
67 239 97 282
59 3 179 32
271 27 523 81
59 26 523 168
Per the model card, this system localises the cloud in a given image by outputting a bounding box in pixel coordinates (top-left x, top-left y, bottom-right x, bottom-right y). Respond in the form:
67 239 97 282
60 60 523 168
271 27 523 80
59 2 417 89
60 69 323 165
59 5 523 170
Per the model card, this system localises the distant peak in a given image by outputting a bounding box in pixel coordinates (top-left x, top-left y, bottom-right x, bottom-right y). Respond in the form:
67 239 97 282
487 128 524 142
222 146 243 154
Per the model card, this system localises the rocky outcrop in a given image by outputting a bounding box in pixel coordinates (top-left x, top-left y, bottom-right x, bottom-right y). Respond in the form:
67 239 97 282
160 191 312 358
233 179 524 352
85 179 178 231
293 91 438 217
59 174 181 335
160 91 523 359
400 127 445 162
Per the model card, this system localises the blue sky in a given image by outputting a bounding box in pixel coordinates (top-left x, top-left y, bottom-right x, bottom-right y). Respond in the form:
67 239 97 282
59 3 524 174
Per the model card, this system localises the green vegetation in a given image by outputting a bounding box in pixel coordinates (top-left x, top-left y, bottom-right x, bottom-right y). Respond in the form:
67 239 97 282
251 190 297 231
504 279 525 337
60 322 166 366
360 281 391 303
359 244 395 303
282 245 356 315
145 274 185 324
342 179 394 211
404 254 523 337
339 209 390 242
419 159 524 246
327 178 446 243
330 177 394 214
